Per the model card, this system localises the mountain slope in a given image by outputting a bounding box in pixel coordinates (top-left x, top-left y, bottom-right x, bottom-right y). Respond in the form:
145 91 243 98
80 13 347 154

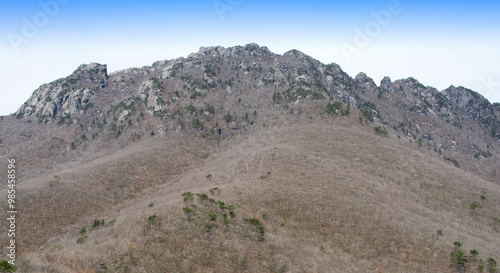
13 118 500 272
0 44 499 272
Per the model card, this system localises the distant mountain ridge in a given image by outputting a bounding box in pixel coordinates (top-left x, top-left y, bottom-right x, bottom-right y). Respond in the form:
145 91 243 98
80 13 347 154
3 43 500 182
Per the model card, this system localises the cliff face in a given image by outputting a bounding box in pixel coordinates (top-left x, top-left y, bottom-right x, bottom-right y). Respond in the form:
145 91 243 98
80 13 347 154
16 63 108 119
3 43 500 182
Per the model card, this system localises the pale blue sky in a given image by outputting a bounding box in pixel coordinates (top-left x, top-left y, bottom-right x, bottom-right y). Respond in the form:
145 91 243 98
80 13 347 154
1 0 499 115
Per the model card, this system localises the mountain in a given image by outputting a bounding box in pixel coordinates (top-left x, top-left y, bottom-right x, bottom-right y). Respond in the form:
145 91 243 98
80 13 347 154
0 44 499 272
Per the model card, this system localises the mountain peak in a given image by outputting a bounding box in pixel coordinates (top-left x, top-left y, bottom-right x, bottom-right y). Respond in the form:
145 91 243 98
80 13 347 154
15 62 108 119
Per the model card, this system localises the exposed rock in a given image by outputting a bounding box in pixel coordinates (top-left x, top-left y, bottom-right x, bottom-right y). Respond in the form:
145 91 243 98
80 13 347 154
16 63 108 119
380 76 394 94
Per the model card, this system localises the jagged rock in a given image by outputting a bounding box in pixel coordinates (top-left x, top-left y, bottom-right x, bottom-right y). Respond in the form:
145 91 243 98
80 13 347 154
380 76 394 94
442 85 494 121
16 63 108 119
355 72 376 92
138 78 167 114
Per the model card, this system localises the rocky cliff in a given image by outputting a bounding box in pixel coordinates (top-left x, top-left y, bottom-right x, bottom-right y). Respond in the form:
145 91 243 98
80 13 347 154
3 43 500 182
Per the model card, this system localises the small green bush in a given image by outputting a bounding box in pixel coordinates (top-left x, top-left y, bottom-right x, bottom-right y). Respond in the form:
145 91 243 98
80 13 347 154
488 258 498 272
76 236 88 244
182 192 194 201
229 205 236 218
147 215 156 223
470 202 479 210
374 126 388 137
244 218 265 237
204 223 213 230
79 227 86 235
0 259 16 272
450 248 468 267
444 157 460 168
92 219 104 229
479 258 485 271
191 118 203 129
208 213 217 221
224 111 233 122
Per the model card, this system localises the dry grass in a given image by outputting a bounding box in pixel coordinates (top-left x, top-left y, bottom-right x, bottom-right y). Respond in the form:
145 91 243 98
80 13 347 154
4 115 500 272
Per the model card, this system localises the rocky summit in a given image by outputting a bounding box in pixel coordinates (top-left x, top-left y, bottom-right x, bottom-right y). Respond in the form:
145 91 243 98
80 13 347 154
0 44 499 272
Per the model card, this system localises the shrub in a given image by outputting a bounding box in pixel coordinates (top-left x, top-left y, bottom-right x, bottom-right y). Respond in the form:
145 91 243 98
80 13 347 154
92 219 104 229
470 249 479 260
374 126 388 137
325 101 342 115
488 258 498 273
147 215 156 223
0 259 16 272
341 104 351 116
436 229 443 237
450 248 468 268
244 218 265 238
470 202 479 210
104 219 116 226
182 206 194 213
150 77 162 90
182 192 194 201
204 64 216 77
196 193 208 200
79 227 86 235
203 103 215 115
444 157 460 168
224 111 233 122
229 205 236 218
190 91 202 100
273 92 283 103
191 118 203 129
185 104 197 114
208 213 217 221
311 91 326 100
76 236 88 244
204 223 213 230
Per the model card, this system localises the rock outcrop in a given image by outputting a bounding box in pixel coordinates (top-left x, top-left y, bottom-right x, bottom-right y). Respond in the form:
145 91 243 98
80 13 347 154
16 63 108 118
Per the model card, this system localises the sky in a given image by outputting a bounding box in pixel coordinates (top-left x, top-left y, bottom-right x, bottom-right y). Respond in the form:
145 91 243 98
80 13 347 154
1 0 500 116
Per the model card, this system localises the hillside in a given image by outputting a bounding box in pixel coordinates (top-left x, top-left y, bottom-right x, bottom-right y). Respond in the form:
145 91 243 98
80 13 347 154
0 44 499 272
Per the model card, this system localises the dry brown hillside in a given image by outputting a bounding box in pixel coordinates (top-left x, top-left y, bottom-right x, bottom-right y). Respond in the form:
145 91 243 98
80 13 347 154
5 113 500 273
